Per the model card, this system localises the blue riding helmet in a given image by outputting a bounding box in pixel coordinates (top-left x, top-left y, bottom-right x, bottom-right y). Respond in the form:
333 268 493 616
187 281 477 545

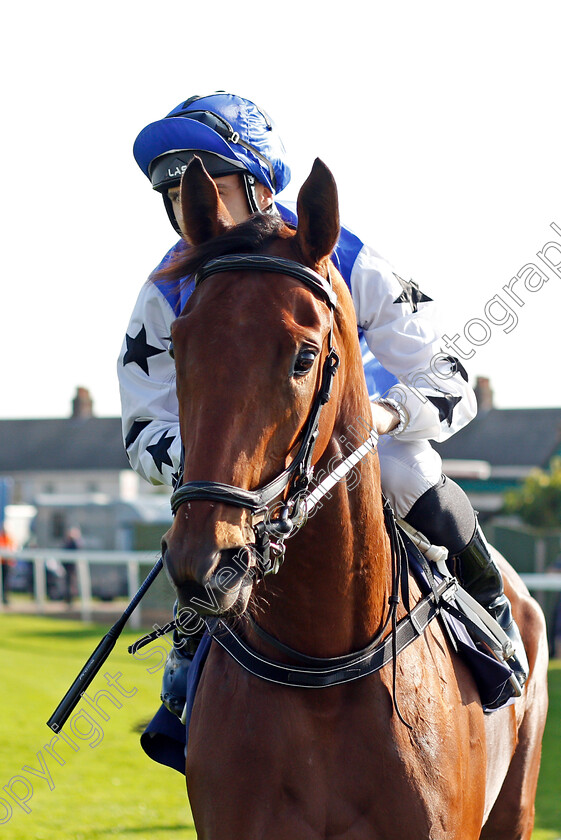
133 92 291 229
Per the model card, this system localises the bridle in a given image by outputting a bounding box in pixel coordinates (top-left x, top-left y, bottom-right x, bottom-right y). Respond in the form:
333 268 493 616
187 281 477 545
169 253 340 577
136 252 462 717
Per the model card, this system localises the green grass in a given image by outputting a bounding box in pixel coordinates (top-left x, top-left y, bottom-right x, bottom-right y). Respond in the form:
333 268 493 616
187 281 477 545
533 659 561 840
0 614 559 839
0 614 196 840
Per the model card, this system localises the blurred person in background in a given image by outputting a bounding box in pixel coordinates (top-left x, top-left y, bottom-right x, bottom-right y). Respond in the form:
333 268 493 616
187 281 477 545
0 527 16 605
62 527 83 606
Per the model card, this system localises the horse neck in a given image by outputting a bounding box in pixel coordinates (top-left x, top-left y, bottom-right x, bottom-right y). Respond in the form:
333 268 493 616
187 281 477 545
253 381 393 659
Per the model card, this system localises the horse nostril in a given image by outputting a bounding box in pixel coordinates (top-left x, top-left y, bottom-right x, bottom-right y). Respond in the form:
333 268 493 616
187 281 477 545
235 546 252 573
211 546 253 591
224 546 251 572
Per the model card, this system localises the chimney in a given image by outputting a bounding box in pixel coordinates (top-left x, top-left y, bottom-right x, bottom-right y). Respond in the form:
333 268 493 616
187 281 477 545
71 387 94 419
474 377 493 413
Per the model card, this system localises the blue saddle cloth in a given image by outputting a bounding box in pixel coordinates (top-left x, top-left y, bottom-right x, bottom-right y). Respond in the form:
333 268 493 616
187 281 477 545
140 542 514 775
140 631 211 774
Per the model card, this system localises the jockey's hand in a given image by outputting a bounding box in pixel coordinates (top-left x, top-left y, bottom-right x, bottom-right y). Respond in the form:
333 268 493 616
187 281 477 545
160 643 192 719
372 401 401 436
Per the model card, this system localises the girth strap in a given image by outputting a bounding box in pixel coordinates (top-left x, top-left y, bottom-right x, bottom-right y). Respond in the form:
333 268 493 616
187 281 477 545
204 577 458 689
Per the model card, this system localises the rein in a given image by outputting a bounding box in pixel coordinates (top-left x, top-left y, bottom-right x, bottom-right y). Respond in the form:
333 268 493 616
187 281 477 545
132 498 459 727
205 577 458 689
204 501 458 707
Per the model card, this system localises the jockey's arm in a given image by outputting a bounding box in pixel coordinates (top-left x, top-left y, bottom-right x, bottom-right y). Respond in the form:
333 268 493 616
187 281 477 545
371 401 400 435
118 281 181 487
349 244 477 443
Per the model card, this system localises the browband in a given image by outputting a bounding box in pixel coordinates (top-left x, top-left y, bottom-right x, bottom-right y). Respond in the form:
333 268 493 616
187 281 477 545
194 254 337 310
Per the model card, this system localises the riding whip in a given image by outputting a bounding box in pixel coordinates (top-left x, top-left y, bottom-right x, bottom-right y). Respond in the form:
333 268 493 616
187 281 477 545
46 556 163 732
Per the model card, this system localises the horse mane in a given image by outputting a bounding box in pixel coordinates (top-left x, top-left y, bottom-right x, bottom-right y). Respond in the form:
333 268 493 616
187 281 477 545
152 214 293 288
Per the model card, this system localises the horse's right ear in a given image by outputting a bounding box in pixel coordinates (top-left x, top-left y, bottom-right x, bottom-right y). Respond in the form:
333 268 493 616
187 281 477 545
180 156 235 245
294 158 340 268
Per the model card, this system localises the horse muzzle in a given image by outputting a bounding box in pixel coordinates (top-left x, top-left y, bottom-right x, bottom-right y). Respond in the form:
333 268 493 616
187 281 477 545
163 540 257 617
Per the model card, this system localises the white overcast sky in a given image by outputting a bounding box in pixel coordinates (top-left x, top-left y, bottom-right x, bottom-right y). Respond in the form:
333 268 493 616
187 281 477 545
1 1 560 419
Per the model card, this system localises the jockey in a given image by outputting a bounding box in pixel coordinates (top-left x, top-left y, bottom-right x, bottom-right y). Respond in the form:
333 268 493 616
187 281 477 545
119 92 528 715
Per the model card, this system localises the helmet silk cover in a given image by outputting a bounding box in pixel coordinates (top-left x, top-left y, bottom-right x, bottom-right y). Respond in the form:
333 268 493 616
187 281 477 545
133 92 291 196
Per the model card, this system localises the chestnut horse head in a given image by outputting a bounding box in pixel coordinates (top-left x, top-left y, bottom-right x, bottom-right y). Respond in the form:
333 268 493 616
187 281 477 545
161 156 385 637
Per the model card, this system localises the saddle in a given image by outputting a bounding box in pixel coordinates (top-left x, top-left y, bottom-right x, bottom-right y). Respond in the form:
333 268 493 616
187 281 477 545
396 522 517 711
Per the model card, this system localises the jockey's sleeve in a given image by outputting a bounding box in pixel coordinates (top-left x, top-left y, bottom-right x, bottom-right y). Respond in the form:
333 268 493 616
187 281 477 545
349 243 477 443
118 280 181 486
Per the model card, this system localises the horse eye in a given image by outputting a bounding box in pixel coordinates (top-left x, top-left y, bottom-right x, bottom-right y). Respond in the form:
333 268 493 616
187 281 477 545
293 349 317 378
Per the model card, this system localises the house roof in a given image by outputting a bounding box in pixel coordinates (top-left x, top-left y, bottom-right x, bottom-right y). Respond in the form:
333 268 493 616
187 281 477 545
434 407 561 468
3 400 561 477
0 417 130 472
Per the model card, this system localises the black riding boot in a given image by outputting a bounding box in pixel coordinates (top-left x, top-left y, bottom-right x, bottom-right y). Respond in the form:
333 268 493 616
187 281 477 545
404 476 529 705
449 521 529 705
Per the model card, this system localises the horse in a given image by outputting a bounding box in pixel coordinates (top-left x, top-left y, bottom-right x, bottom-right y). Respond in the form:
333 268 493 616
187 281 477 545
160 156 549 840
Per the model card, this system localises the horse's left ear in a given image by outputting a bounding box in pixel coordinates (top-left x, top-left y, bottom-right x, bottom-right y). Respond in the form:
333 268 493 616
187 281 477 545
180 156 235 245
294 158 340 268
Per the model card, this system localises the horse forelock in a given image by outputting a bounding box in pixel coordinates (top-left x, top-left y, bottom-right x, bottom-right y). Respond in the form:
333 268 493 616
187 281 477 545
152 214 292 288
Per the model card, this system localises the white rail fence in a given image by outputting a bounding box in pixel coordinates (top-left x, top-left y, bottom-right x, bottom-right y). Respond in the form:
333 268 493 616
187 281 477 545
2 549 561 631
0 549 159 629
